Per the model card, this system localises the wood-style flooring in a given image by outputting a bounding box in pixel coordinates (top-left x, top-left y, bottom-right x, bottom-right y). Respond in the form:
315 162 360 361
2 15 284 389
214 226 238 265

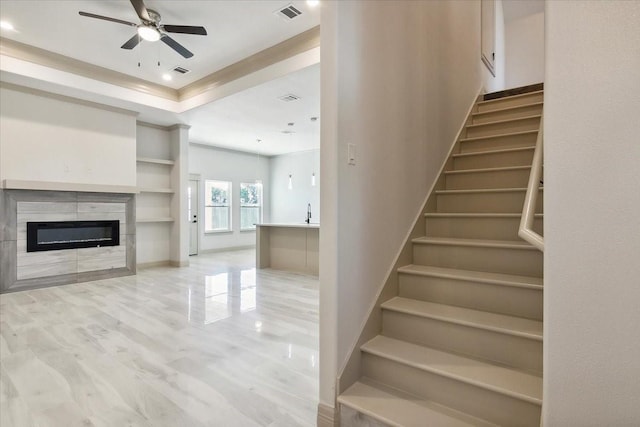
0 250 319 427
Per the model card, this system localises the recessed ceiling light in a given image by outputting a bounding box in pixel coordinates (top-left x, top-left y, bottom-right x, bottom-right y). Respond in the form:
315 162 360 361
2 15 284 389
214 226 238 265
307 0 320 7
0 21 15 31
162 73 172 81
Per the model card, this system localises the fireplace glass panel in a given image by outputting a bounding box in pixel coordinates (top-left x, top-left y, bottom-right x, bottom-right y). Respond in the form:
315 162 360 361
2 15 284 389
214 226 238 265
27 221 120 252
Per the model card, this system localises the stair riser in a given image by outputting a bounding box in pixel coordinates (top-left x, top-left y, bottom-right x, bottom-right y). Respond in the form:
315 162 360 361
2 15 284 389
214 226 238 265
472 103 543 124
453 149 534 169
362 354 541 427
437 190 543 213
398 273 543 320
339 405 389 427
460 132 537 153
425 216 543 240
477 92 544 113
445 168 530 190
382 310 542 373
413 243 543 277
466 117 541 139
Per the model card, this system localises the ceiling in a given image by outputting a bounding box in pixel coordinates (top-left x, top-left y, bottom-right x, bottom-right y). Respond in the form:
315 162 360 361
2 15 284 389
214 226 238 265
0 0 321 156
187 63 320 155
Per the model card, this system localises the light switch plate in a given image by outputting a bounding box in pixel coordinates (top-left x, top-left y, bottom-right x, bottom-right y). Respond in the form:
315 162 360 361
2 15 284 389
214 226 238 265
348 143 356 165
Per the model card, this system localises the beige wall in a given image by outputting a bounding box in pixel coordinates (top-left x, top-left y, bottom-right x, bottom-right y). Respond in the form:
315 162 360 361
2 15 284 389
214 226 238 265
0 85 136 187
545 1 640 424
320 0 485 411
506 12 544 89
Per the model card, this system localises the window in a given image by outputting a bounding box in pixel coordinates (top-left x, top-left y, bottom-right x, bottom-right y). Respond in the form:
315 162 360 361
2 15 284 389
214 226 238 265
204 180 231 232
240 182 262 230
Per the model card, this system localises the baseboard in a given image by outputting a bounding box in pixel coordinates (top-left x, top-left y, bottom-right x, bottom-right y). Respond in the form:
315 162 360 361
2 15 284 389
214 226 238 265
170 260 189 267
336 84 484 397
317 403 338 427
197 244 255 254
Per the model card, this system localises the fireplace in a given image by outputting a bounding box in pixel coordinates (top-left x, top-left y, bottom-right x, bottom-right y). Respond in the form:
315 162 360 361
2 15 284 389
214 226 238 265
27 220 120 252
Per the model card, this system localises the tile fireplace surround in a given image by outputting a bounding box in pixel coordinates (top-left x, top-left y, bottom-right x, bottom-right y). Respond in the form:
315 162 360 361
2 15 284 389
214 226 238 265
0 189 135 293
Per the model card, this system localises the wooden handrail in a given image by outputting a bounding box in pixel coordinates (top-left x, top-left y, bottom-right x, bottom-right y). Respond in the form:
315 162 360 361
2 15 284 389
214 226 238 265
519 112 544 252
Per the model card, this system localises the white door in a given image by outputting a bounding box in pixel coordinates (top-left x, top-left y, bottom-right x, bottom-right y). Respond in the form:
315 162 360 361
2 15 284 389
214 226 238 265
188 180 199 256
481 0 496 76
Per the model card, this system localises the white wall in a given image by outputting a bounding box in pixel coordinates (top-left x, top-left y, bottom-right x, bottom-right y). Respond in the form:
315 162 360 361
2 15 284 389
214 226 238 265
270 150 320 224
545 1 640 424
0 85 136 186
320 0 484 411
189 144 270 252
505 12 544 89
483 0 506 93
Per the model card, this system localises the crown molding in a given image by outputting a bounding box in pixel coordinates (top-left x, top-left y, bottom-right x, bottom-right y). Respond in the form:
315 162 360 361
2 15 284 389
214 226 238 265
0 37 178 100
177 25 320 101
0 26 320 107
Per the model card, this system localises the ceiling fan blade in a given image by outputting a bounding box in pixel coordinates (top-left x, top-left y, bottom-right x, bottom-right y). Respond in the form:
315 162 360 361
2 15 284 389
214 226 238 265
162 25 207 36
130 0 151 22
161 35 194 58
79 11 137 27
121 34 142 50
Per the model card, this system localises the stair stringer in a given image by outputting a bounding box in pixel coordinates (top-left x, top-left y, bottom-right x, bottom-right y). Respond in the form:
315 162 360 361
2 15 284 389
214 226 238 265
335 87 484 406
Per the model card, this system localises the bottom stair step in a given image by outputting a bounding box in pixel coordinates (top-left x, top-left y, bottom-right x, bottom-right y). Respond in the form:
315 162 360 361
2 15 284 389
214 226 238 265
339 379 497 427
360 336 542 426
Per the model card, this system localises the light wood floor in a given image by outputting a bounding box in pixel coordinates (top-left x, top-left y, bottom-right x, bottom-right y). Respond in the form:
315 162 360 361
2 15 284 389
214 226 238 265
0 249 319 427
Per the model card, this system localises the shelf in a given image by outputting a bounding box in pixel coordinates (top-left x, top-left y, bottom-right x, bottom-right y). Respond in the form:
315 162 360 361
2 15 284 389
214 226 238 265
138 188 174 194
136 217 175 223
137 157 175 166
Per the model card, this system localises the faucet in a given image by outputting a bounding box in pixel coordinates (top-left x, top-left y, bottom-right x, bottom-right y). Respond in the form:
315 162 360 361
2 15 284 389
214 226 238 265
306 203 312 224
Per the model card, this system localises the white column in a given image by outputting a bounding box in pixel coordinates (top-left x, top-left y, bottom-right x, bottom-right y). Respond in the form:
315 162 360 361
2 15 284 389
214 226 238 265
169 124 190 266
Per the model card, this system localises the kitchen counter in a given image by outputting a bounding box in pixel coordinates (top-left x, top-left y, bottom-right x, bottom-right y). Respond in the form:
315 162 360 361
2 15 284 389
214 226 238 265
256 223 319 276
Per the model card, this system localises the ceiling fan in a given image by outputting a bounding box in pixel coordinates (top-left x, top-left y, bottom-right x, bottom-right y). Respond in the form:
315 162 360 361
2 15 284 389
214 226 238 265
79 0 207 58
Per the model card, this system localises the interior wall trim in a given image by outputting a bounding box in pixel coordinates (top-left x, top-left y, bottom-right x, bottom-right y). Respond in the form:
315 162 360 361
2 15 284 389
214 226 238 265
0 26 320 105
317 403 338 427
0 37 177 100
178 25 320 101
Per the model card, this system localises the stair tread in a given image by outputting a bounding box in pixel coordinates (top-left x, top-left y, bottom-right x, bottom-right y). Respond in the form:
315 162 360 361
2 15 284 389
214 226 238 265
436 187 542 194
382 297 542 340
339 379 497 427
397 264 543 289
452 146 535 158
472 101 543 117
412 236 538 250
460 130 538 143
465 114 542 129
425 212 543 218
477 90 544 106
445 165 531 175
362 335 543 404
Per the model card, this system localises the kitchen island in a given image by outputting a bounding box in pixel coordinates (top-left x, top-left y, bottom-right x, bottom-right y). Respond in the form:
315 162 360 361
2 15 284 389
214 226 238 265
256 223 319 276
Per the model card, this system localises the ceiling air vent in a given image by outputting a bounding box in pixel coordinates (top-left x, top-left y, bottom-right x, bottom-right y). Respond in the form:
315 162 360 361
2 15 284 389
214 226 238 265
278 93 301 102
275 4 303 20
173 66 190 74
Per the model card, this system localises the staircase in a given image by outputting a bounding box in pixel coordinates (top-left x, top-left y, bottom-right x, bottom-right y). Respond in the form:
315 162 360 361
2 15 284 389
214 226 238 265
338 88 544 426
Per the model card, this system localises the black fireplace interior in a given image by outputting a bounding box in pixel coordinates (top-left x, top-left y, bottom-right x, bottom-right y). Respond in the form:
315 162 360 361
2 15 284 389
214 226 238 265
27 220 120 252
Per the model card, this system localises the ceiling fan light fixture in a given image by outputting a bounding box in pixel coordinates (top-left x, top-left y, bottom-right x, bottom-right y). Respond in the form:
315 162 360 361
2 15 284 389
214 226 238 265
138 25 160 42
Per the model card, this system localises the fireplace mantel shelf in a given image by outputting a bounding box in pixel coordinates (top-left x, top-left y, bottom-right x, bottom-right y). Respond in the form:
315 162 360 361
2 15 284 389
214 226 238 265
2 180 138 194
